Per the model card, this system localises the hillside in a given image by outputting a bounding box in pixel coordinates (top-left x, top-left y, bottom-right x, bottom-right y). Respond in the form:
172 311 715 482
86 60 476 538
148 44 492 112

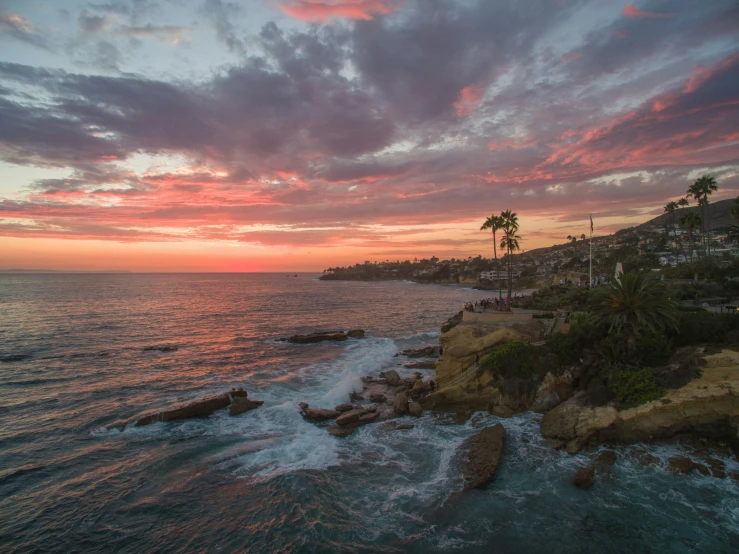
637 198 735 230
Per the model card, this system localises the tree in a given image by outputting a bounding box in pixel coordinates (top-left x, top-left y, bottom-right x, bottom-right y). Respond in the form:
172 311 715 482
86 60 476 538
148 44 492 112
580 233 586 241
481 214 505 298
589 270 678 354
677 197 690 257
499 209 520 307
679 211 701 263
687 175 718 260
728 197 739 243
663 201 679 252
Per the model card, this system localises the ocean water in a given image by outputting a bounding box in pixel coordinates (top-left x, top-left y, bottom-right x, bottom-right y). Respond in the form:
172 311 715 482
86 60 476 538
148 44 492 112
0 273 737 553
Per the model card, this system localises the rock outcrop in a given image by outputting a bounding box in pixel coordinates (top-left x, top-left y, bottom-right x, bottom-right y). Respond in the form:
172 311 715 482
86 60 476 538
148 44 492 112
301 406 341 421
459 424 506 490
540 350 739 451
134 388 258 426
401 346 440 358
383 370 401 386
281 329 365 343
229 397 264 416
393 392 409 415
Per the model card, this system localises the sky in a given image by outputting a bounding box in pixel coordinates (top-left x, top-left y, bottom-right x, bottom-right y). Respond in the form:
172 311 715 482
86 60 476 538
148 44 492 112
0 0 738 272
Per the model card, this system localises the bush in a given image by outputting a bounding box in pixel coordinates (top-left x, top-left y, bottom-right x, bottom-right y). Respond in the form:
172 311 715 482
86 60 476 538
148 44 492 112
608 367 664 408
672 311 739 346
634 330 674 365
478 340 542 379
546 332 581 365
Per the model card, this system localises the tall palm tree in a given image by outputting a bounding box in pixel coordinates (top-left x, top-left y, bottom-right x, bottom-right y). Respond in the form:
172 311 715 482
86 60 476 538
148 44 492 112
580 233 586 241
663 201 679 252
680 211 701 263
589 270 678 354
481 214 505 298
687 175 718 260
499 209 520 307
676 198 690 257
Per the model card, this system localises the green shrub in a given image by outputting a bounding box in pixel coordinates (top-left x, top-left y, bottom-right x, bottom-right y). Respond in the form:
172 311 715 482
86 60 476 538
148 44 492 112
672 311 739 346
545 332 581 365
532 312 556 319
634 330 674 365
608 367 664 408
478 340 542 379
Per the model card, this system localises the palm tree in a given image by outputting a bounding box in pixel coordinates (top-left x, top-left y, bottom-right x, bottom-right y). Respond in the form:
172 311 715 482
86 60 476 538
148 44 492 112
680 211 701 262
663 201 679 252
499 209 520 307
481 214 505 298
580 234 586 241
687 175 718 260
589 270 678 354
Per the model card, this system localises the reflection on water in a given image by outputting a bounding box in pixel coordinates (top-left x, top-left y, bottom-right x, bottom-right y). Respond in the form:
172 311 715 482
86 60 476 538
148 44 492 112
0 273 737 553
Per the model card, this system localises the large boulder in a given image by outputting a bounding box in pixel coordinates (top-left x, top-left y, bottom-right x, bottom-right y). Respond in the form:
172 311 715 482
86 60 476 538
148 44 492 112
572 467 596 489
302 407 341 421
459 424 507 490
136 393 232 426
336 407 374 426
384 370 401 386
408 402 423 417
393 392 409 415
229 397 264 416
282 331 348 344
335 403 353 413
369 393 387 403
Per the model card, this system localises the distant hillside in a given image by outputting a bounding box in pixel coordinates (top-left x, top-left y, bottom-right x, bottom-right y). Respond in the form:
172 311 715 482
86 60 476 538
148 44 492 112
637 198 736 230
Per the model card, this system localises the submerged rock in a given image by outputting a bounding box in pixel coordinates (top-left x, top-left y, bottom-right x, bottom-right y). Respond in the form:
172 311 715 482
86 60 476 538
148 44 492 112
381 421 414 431
142 345 178 352
572 467 596 489
595 450 618 468
229 397 264 416
281 331 348 344
459 424 506 490
347 329 365 339
667 456 710 476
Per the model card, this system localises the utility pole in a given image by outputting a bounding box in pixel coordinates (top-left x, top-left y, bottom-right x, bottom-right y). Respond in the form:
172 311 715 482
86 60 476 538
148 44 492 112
589 215 593 287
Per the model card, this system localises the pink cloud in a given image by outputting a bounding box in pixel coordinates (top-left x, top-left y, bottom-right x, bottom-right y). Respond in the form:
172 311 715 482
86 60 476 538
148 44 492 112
453 86 483 117
560 51 582 63
623 3 674 19
278 0 399 21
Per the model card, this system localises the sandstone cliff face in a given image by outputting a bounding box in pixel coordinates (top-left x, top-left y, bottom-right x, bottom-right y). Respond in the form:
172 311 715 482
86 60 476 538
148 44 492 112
541 350 739 450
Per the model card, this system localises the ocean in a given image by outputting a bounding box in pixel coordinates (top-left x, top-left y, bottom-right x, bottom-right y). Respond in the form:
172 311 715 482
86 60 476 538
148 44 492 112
0 273 737 553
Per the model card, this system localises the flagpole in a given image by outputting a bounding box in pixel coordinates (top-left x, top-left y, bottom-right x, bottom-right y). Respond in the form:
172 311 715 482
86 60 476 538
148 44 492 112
589 215 593 287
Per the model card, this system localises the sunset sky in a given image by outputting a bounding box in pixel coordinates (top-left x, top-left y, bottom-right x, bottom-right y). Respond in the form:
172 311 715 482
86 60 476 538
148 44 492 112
1 0 738 271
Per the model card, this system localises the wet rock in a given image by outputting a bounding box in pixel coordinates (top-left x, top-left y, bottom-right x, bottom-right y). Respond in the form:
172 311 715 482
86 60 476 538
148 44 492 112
349 391 364 402
143 345 178 352
668 456 710 476
459 424 507 490
281 331 348 344
572 467 596 489
381 421 415 431
369 393 387 403
336 408 373 426
491 405 513 418
545 439 566 450
402 346 440 358
393 392 409 415
565 440 581 455
595 450 618 468
408 402 423 417
136 393 231 426
347 329 365 339
359 411 380 423
404 360 437 369
328 424 358 437
335 403 353 413
298 402 309 411
302 407 341 422
229 397 264 416
384 370 401 386
230 388 248 398
701 457 726 478
531 392 561 413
